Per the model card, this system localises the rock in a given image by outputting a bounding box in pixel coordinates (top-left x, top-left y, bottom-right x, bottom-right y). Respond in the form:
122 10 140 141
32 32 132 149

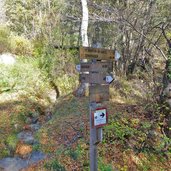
17 131 35 145
23 123 40 132
31 117 39 124
0 53 16 65
30 124 41 131
0 157 27 171
27 151 46 165
48 90 57 103
0 151 46 171
25 116 39 124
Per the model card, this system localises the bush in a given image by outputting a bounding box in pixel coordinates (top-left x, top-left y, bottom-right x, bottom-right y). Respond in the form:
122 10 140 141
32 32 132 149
10 35 33 56
0 25 33 56
0 56 51 102
0 25 11 53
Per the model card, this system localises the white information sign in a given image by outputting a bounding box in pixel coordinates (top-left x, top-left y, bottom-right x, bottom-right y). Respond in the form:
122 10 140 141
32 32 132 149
76 64 81 72
105 75 114 84
93 108 107 127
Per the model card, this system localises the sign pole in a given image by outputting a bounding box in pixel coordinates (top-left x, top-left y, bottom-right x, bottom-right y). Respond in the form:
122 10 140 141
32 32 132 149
78 45 114 171
89 102 98 171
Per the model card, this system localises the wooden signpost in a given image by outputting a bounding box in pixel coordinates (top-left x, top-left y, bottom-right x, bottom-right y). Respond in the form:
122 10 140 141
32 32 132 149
78 46 114 171
80 72 113 84
89 85 109 102
80 47 114 60
80 62 113 73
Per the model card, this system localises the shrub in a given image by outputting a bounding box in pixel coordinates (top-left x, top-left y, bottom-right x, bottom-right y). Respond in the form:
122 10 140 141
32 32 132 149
0 25 11 53
10 35 33 56
0 56 51 102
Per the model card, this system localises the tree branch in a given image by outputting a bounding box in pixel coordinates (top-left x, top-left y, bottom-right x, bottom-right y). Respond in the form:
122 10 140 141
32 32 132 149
123 18 167 60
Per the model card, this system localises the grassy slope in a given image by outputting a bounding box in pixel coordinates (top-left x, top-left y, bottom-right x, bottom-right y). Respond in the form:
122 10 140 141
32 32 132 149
25 79 171 171
0 57 171 170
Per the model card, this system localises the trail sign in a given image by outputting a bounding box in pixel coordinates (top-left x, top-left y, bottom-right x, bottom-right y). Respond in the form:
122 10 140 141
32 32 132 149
80 62 113 73
80 73 108 84
80 72 114 85
89 85 109 102
80 47 114 60
92 108 108 127
105 75 114 83
76 64 81 72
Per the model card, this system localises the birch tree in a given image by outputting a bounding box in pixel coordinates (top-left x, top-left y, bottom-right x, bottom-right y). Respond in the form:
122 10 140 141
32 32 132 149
81 0 88 47
0 0 6 24
75 0 89 97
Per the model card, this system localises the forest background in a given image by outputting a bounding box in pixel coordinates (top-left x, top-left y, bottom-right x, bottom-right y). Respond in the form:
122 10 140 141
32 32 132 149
0 0 171 170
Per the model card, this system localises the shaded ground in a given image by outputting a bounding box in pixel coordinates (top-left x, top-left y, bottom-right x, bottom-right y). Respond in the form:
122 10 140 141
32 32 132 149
0 77 171 171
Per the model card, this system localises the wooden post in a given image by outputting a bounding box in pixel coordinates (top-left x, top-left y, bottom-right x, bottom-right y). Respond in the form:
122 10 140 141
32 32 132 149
89 102 98 171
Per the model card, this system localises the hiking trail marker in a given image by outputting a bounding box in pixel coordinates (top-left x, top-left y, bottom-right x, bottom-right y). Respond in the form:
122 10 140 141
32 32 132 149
80 47 114 60
78 46 115 171
92 108 108 127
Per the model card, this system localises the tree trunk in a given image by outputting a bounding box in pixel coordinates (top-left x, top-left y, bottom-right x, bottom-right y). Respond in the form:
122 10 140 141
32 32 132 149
0 0 6 24
160 25 171 138
75 0 89 97
81 0 89 47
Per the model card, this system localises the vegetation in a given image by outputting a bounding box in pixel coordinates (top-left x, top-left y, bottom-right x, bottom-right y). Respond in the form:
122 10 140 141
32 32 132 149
0 0 171 170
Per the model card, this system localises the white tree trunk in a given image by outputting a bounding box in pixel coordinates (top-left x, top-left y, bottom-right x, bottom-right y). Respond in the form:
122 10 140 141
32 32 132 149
0 0 6 24
74 0 89 97
81 0 89 47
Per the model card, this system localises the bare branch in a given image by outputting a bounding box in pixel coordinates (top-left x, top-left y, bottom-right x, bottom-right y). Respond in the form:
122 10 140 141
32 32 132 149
123 18 167 60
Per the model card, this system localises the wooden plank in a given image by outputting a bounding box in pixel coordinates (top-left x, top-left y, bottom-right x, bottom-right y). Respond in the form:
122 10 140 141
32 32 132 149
80 47 114 60
79 74 89 83
89 85 109 102
79 73 108 84
80 62 113 73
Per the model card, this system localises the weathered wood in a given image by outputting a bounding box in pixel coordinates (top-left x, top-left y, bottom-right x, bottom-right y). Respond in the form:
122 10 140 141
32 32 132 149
89 103 98 171
80 62 113 73
80 73 108 84
89 85 109 102
80 47 114 60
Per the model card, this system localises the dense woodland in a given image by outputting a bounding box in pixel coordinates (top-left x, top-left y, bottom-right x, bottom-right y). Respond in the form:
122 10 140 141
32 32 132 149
0 0 171 170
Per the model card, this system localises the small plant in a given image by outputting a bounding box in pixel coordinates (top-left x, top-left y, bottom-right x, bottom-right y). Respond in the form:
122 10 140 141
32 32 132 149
0 148 10 159
17 112 27 123
141 121 152 130
5 134 18 155
32 143 41 151
98 158 113 171
44 160 66 171
66 148 79 160
64 146 83 161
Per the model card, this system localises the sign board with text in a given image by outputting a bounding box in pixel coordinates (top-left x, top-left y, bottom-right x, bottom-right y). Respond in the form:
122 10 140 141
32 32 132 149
92 108 108 127
80 73 114 85
80 62 113 73
80 47 114 60
80 73 109 84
